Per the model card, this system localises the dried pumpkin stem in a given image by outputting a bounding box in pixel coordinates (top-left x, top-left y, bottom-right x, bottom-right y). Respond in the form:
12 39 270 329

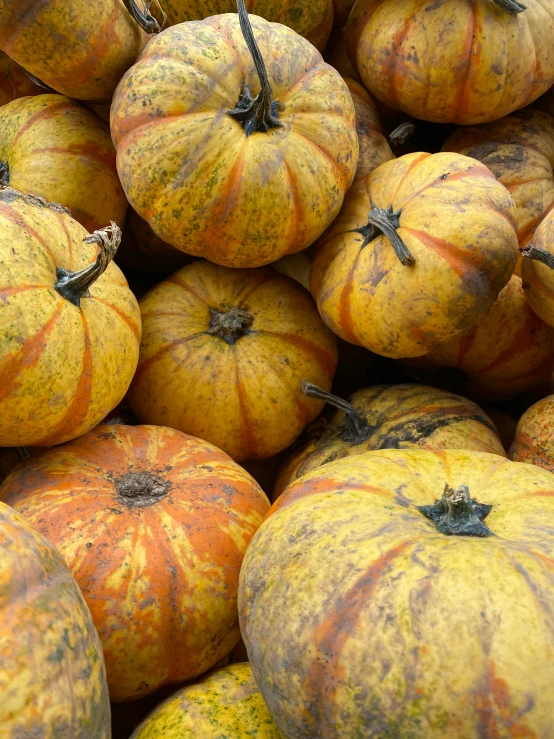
0 161 8 186
227 0 283 135
520 244 554 270
55 222 120 308
23 69 56 92
353 202 414 266
389 122 416 149
17 447 31 462
124 0 165 33
207 305 253 345
418 483 494 538
301 380 372 445
492 0 526 13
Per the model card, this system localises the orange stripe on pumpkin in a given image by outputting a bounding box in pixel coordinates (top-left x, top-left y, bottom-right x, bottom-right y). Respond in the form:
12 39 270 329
11 99 77 147
31 143 117 171
258 331 337 377
92 297 141 342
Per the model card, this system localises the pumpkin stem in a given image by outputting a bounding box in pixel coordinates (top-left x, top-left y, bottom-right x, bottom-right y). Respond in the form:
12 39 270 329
227 0 283 136
207 305 254 345
389 122 415 149
114 471 171 508
55 222 120 308
418 483 494 538
17 447 30 461
123 0 166 33
352 202 415 266
301 380 372 444
0 161 8 186
23 69 56 92
520 243 554 270
492 0 526 13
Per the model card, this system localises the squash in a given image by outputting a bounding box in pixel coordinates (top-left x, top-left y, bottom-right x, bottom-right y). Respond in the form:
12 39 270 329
275 382 506 497
272 251 313 291
510 394 554 472
420 274 554 401
0 94 127 232
130 663 283 738
0 50 41 106
347 0 554 125
240 448 554 738
311 151 518 358
0 187 140 447
0 0 156 102
0 501 110 736
325 27 360 81
0 424 270 702
520 207 554 327
482 405 518 452
111 4 358 268
332 0 355 28
127 260 338 462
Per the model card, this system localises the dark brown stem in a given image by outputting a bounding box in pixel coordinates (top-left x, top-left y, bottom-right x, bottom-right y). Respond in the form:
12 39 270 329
0 161 9 186
389 122 415 149
23 69 56 92
301 380 372 445
207 306 253 345
17 447 31 462
492 0 526 13
520 244 554 270
55 222 120 308
227 0 283 136
352 202 414 266
123 0 165 33
418 483 494 538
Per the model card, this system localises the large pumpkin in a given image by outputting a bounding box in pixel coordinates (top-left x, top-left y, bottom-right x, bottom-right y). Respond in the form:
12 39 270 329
240 449 554 738
0 94 127 232
130 663 283 738
127 260 338 461
419 274 554 400
347 0 554 125
311 151 518 358
0 187 140 447
510 394 554 472
0 50 41 106
111 8 358 268
0 502 110 736
275 382 505 497
0 424 270 702
520 207 554 326
0 0 155 101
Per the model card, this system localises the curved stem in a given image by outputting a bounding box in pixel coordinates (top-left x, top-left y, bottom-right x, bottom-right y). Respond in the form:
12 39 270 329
493 0 526 13
55 222 120 308
389 122 415 149
520 244 554 270
23 69 56 92
207 305 253 345
123 0 165 33
418 483 494 538
352 202 414 266
301 380 372 445
17 447 31 462
227 0 282 135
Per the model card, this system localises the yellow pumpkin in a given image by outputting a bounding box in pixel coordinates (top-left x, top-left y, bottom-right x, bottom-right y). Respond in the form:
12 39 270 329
520 207 554 327
0 187 140 446
510 394 554 472
240 449 554 738
311 151 518 358
272 251 313 291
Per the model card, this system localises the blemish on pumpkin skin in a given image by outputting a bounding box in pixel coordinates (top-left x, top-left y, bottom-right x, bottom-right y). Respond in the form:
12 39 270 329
474 660 537 739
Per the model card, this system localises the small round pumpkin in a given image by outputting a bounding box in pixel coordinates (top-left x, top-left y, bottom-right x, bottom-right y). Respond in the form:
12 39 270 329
0 94 127 231
275 382 505 497
347 0 554 125
240 449 554 738
0 187 141 447
0 50 42 106
111 8 358 268
127 260 338 461
510 394 554 472
520 207 554 327
0 424 270 702
130 663 283 738
0 502 110 736
311 151 518 358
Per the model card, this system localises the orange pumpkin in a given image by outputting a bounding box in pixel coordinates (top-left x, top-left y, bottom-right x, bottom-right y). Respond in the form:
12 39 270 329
510 394 554 471
0 424 270 702
128 260 338 462
520 207 554 327
0 0 155 102
347 0 554 125
111 7 358 268
0 187 141 447
0 94 127 232
311 151 518 358
0 49 41 106
0 502 110 736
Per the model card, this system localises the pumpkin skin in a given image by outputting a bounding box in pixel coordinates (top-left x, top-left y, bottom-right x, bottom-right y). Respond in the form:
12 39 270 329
0 502 110 737
420 275 554 401
240 449 554 738
111 14 358 268
0 0 147 102
325 27 360 81
272 251 313 291
0 95 127 232
1 424 270 702
0 187 141 447
520 207 554 327
130 663 283 738
510 394 554 472
127 260 338 461
275 383 505 498
482 406 518 452
0 50 41 106
347 0 554 125
311 151 518 358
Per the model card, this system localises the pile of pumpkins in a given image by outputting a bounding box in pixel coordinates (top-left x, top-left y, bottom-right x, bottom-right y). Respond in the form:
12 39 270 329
3 0 554 737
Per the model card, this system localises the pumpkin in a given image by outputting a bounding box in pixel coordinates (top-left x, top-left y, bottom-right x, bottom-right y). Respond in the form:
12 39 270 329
347 0 554 125
130 663 283 738
325 27 360 81
443 109 554 250
127 260 338 462
0 0 157 102
0 94 127 232
0 424 270 702
272 251 313 291
311 151 518 359
482 405 518 452
419 274 554 401
275 382 506 497
510 394 554 471
0 501 110 736
110 5 358 268
332 0 355 28
0 50 41 106
520 207 554 327
0 187 140 447
240 448 554 738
